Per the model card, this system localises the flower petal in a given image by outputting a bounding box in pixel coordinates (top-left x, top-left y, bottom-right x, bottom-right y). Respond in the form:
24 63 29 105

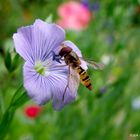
63 40 88 70
24 61 79 110
50 68 79 110
23 61 52 105
13 19 65 63
32 19 65 61
13 26 34 64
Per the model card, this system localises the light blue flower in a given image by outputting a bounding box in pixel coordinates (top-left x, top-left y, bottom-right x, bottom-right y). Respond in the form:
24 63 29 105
13 19 87 110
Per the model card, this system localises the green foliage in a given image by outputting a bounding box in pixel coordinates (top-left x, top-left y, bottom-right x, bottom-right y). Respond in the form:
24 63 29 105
0 0 140 140
0 85 29 139
4 52 20 73
4 51 12 72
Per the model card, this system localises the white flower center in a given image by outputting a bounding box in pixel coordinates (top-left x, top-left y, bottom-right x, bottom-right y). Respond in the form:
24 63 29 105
34 60 51 77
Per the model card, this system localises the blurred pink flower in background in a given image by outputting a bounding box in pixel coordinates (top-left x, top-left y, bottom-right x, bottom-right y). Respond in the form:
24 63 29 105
24 105 42 119
57 1 91 31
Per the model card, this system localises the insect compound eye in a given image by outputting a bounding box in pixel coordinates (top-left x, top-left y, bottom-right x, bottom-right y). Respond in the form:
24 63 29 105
59 47 72 57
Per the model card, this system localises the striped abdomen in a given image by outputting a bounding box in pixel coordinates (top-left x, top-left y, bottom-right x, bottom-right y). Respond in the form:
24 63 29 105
76 66 92 90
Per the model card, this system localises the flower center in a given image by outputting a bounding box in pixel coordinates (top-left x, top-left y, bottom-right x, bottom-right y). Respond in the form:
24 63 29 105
34 61 46 75
34 60 51 77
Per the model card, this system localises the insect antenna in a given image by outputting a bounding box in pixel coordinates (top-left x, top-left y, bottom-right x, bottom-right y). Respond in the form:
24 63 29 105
51 51 62 63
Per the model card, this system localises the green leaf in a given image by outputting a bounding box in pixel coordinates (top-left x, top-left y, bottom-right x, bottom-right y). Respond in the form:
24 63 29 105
0 107 16 140
10 84 24 105
11 91 29 108
11 53 20 72
0 85 29 140
45 14 53 23
4 51 12 72
10 84 29 109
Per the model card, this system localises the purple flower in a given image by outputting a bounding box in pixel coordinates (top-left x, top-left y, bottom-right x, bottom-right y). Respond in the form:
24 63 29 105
106 35 114 45
92 2 100 11
81 0 89 9
81 0 100 11
13 19 87 110
100 87 107 94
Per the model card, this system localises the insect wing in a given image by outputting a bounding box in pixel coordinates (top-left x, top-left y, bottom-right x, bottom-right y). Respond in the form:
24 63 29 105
86 60 104 70
68 68 80 94
80 58 104 70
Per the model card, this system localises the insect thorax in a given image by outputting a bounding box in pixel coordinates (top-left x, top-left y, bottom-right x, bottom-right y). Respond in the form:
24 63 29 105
64 51 81 68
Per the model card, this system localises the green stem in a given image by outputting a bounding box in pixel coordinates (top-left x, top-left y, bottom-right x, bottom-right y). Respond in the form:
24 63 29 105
0 85 29 140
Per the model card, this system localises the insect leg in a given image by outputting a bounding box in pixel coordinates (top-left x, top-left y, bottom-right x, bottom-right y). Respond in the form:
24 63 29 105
55 64 67 68
62 65 70 101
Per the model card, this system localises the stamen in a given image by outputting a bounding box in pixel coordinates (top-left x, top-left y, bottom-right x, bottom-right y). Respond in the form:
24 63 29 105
34 61 46 75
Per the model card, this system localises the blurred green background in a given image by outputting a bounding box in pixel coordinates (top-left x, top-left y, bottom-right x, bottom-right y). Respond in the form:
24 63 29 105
0 0 140 140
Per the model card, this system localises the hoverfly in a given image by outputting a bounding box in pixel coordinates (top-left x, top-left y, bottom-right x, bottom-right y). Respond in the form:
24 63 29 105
52 43 104 100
